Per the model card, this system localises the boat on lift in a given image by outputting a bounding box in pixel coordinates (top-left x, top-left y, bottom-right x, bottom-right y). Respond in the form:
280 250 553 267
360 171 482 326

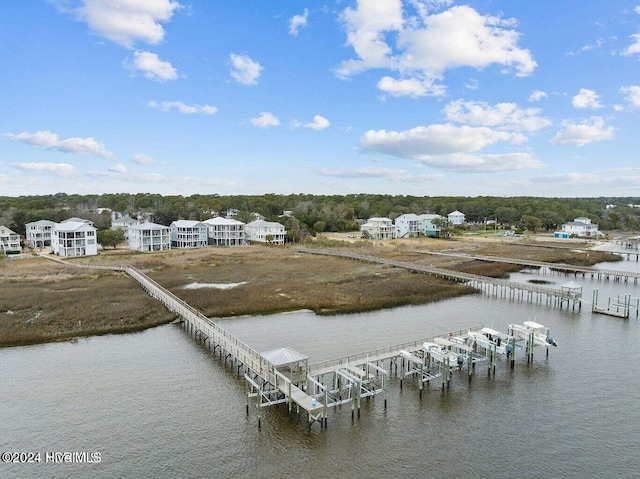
467 330 508 355
523 321 557 347
509 321 557 347
423 341 465 369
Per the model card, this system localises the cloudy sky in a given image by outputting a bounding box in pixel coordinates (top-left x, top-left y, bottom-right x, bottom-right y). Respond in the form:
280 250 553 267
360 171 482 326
2 0 640 197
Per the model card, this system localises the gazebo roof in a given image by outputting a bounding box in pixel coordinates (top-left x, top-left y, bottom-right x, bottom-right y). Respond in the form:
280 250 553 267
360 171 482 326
260 347 308 366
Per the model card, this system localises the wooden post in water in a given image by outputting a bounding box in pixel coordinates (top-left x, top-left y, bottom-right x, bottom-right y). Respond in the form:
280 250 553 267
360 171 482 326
468 348 474 383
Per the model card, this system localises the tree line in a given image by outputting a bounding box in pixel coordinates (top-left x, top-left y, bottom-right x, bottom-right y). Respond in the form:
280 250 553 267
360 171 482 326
1 193 639 242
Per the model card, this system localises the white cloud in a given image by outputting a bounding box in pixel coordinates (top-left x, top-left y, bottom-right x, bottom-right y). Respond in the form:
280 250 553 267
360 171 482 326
550 117 615 146
12 162 77 177
4 130 113 158
360 124 542 171
250 112 280 128
293 115 330 130
317 166 443 182
336 2 536 97
622 33 640 56
529 90 547 102
54 0 182 48
148 100 217 114
572 89 602 109
131 153 156 164
126 51 178 81
443 100 551 132
377 76 445 97
108 163 128 174
229 54 263 85
620 85 640 108
289 9 309 36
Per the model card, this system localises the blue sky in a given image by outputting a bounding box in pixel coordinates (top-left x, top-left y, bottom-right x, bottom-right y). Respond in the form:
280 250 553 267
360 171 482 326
1 1 640 198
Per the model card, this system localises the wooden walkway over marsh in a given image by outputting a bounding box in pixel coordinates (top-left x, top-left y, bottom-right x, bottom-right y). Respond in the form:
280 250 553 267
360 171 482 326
416 250 640 284
294 247 582 309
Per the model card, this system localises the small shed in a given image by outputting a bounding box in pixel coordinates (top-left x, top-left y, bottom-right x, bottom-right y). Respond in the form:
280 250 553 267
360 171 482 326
260 347 309 383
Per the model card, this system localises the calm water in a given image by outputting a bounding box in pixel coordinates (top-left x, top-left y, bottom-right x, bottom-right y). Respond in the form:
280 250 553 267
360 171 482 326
2 251 640 478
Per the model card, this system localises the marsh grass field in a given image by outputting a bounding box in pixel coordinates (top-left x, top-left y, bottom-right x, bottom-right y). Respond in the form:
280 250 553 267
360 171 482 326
0 236 620 347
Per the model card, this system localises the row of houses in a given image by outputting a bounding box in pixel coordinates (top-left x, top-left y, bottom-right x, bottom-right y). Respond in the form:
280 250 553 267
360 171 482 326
3 217 287 258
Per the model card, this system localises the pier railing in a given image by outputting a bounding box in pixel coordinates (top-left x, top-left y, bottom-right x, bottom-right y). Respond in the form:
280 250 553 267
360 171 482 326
40 255 265 375
417 250 640 283
294 247 578 302
309 325 483 376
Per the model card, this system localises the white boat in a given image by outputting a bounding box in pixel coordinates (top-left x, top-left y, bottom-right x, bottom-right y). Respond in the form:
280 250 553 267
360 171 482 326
423 342 465 369
467 330 508 355
523 321 557 347
509 321 557 347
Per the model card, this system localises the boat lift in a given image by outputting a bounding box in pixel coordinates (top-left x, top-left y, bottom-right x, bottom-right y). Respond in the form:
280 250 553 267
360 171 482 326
508 321 557 364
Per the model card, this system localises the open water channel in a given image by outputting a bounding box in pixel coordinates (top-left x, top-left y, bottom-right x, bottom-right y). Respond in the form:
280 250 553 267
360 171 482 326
2 246 640 478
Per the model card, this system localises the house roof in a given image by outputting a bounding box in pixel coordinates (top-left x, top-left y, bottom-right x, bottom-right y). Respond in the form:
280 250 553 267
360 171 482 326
130 221 169 230
62 217 93 225
26 219 56 227
0 226 18 235
171 220 207 228
245 219 284 228
203 217 245 226
54 221 96 232
448 210 464 216
260 347 308 366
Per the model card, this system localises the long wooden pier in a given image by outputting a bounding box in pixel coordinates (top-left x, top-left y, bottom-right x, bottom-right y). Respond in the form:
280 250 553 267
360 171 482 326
416 250 640 284
294 247 582 309
39 254 558 428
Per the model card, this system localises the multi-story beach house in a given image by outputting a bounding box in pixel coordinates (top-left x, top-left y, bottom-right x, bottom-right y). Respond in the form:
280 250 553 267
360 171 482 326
0 226 21 254
244 220 286 244
170 220 208 248
202 217 245 246
111 214 139 239
558 217 601 238
360 217 395 240
51 221 98 257
394 213 444 238
128 222 171 252
25 219 56 248
447 210 466 225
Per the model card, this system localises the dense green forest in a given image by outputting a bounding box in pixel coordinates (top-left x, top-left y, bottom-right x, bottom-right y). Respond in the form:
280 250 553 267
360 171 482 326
2 193 640 241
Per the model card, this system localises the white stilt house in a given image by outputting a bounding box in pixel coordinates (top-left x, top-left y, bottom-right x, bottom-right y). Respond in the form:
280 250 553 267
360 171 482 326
244 220 286 244
25 220 56 248
170 220 208 248
360 217 395 240
51 221 98 257
0 226 21 254
202 217 245 246
128 222 171 252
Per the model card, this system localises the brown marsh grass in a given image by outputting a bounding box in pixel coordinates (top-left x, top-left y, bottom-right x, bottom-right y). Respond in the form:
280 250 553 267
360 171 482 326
0 238 620 347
